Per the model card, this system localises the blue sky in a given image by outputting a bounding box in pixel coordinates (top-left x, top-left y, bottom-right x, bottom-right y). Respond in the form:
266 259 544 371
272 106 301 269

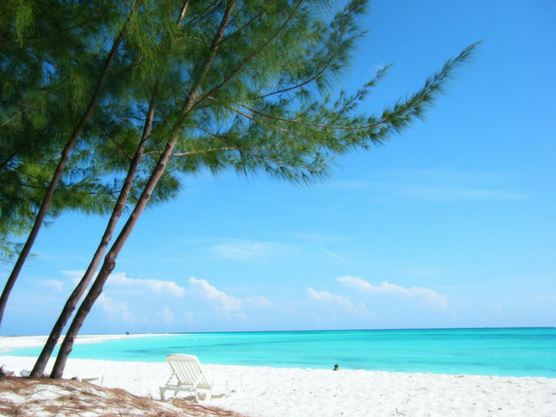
1 0 555 335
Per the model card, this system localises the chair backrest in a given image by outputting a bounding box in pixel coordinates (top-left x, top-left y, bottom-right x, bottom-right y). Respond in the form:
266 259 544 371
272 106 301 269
166 354 211 389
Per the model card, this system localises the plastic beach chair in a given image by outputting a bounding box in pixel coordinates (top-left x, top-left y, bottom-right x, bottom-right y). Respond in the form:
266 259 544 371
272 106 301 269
75 375 104 386
159 354 230 402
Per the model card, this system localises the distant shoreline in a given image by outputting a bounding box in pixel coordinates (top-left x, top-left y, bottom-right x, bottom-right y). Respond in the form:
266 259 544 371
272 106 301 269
0 333 178 353
2 325 553 339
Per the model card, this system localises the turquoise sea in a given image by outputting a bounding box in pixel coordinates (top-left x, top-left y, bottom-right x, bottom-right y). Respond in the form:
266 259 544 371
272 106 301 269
5 328 556 378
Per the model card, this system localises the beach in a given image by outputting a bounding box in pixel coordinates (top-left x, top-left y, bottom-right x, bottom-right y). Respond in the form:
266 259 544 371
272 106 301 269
2 352 556 417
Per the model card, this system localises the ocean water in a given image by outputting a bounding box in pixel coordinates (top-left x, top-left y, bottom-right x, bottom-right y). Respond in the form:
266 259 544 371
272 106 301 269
5 328 556 378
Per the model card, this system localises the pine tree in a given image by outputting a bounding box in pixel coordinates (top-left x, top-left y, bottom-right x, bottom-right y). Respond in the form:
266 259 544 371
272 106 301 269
44 0 479 378
29 0 194 376
0 0 141 327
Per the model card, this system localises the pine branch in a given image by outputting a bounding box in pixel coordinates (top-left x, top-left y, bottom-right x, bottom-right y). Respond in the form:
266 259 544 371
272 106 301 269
256 42 340 100
217 9 265 48
193 0 306 110
178 0 191 25
181 0 221 29
229 41 480 135
0 112 22 128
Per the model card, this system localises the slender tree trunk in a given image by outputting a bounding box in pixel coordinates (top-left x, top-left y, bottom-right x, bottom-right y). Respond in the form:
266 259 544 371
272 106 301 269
0 28 127 331
50 138 176 379
49 2 236 379
32 1 189 376
29 94 157 377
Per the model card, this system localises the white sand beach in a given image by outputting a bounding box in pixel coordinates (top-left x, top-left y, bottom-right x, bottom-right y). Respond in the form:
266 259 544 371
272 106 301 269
1 336 556 417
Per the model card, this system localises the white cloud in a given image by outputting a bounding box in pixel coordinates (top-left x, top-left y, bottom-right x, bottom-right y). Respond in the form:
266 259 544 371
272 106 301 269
108 272 185 297
245 296 273 308
335 276 374 291
60 270 86 284
336 276 449 311
42 280 64 292
291 232 347 243
320 248 346 262
211 240 290 260
60 270 185 297
390 170 524 202
97 293 135 323
398 185 523 202
307 288 371 317
326 170 525 203
157 306 174 324
188 277 242 311
183 311 196 324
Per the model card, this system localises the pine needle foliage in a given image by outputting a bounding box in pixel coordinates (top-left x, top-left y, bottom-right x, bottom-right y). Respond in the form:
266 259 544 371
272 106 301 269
144 1 479 186
1 0 479 370
44 0 479 377
0 0 176 257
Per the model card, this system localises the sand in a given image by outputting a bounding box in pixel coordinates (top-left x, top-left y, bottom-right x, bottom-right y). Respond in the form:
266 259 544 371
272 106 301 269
1 336 556 417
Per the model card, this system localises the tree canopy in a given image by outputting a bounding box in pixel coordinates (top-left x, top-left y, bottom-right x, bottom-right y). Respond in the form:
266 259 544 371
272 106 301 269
1 0 478 377
0 0 181 259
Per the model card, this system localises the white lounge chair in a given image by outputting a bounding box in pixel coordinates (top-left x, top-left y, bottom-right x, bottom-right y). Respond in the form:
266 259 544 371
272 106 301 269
159 354 230 402
75 375 104 386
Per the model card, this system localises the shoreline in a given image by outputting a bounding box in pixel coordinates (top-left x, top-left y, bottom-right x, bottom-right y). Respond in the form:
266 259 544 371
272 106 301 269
0 333 178 353
1 355 555 417
2 333 555 379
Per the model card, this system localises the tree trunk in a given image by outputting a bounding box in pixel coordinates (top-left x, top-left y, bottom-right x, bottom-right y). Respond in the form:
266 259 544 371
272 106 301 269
49 2 236 379
50 138 177 378
32 0 187 375
29 93 157 377
0 28 127 331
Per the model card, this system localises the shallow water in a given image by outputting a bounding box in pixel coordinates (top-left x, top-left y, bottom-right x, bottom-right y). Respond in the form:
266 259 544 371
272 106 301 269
5 328 556 378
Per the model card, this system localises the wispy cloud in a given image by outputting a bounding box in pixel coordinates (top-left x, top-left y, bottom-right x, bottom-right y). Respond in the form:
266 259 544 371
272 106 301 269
108 272 185 297
326 170 525 203
183 311 196 324
336 276 449 311
211 240 292 260
97 293 136 323
320 247 346 262
398 185 523 202
42 280 64 292
188 277 242 312
156 306 174 324
60 270 85 284
393 170 525 202
92 273 272 326
307 288 371 317
60 270 186 297
291 232 348 244
245 296 273 307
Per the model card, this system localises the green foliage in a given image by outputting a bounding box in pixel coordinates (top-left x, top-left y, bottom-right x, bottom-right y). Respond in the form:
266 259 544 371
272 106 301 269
0 0 148 257
0 0 480 371
132 0 478 186
0 0 477 259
